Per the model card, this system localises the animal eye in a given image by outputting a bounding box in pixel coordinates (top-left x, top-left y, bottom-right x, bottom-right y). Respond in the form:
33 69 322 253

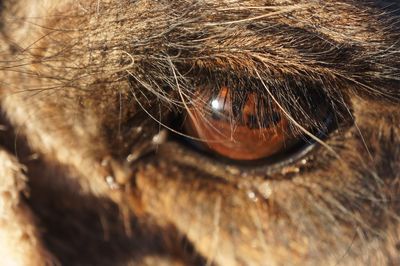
184 87 292 161
178 82 335 163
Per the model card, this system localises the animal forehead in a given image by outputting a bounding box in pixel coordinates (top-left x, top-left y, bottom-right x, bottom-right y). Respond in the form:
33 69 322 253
3 0 399 95
89 0 396 52
5 1 396 42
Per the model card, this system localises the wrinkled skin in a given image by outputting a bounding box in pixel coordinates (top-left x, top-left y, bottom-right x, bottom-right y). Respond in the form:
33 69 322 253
0 0 399 265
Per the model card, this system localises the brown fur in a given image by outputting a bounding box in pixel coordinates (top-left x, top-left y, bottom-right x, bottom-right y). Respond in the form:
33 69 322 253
0 0 399 265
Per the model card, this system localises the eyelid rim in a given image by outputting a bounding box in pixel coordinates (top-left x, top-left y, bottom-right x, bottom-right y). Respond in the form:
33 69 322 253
164 107 338 178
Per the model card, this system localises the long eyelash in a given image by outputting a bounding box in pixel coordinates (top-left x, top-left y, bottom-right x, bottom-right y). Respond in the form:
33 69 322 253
254 69 341 160
129 85 202 142
130 53 346 135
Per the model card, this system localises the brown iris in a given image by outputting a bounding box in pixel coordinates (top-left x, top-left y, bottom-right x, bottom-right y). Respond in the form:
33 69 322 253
184 87 293 161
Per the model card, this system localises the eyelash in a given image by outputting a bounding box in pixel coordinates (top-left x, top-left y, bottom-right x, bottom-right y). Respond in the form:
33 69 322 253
172 77 338 160
129 65 350 174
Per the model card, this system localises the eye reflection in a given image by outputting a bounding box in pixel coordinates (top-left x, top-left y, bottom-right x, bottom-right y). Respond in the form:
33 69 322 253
184 86 294 161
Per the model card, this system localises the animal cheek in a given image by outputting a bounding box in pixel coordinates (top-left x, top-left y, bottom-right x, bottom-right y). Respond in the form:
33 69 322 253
134 162 292 266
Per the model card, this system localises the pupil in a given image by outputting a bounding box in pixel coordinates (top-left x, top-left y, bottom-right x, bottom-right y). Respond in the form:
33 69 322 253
207 87 281 130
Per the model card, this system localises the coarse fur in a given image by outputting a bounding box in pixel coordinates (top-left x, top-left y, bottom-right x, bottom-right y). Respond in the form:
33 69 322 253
0 0 399 265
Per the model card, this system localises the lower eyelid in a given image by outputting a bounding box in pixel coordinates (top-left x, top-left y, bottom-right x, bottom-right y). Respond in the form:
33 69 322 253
157 138 316 181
